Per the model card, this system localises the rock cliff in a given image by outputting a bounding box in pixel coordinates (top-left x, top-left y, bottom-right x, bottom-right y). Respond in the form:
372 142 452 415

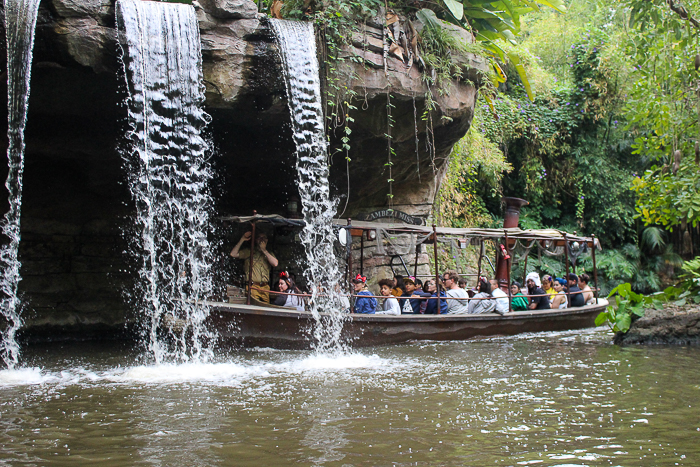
0 0 486 336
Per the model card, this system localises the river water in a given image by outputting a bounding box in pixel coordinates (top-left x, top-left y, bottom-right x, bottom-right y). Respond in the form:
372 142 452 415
0 327 698 465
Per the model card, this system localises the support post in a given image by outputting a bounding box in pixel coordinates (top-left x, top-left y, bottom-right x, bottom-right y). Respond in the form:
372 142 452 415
591 234 599 304
413 243 420 278
246 210 257 305
433 224 441 313
360 233 365 277
521 253 529 286
505 230 512 312
563 233 571 308
476 239 483 289
346 218 353 288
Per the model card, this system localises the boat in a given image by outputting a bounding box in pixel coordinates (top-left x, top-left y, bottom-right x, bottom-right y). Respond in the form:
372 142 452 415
205 298 608 349
209 201 607 349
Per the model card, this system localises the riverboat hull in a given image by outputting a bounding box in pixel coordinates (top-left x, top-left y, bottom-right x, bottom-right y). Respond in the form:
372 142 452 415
205 300 608 349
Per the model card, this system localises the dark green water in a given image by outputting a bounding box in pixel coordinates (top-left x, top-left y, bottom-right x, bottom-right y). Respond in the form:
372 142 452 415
1 328 698 466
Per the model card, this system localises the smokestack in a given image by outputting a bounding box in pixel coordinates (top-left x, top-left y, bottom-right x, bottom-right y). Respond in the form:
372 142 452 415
495 197 529 289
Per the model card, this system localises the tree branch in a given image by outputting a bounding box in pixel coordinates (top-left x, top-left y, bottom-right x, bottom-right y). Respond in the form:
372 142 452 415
666 0 700 30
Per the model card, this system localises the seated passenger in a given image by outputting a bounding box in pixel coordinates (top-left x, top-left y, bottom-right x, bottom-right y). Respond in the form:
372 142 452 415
550 278 568 309
443 271 469 314
468 278 496 314
407 278 430 314
273 272 305 311
567 273 585 307
579 273 595 304
489 279 510 315
401 276 418 314
377 278 401 315
510 281 529 311
392 274 406 298
526 273 551 310
335 283 351 312
542 275 556 300
423 279 449 314
352 274 376 314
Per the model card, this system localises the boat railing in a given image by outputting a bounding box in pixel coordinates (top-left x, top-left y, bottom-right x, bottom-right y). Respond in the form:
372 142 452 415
249 285 599 301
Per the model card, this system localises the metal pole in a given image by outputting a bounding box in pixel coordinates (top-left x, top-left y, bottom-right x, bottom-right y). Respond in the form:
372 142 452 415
360 233 365 277
505 230 512 312
476 239 483 289
432 224 441 314
591 234 599 304
521 252 529 286
563 232 571 307
413 243 420 278
247 210 257 305
346 218 353 289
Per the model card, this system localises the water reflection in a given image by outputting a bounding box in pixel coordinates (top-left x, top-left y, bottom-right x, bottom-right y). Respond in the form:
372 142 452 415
0 329 699 465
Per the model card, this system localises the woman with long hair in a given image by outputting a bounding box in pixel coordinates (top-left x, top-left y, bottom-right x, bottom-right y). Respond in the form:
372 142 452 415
274 272 305 311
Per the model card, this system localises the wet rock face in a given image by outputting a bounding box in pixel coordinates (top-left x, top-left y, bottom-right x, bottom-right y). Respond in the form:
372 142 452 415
4 0 485 336
615 305 700 345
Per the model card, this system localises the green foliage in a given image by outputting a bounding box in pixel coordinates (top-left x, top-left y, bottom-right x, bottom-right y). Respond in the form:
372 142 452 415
620 0 700 231
436 114 512 228
595 282 654 333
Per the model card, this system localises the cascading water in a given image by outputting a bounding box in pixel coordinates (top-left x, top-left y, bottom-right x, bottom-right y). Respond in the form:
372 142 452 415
116 0 214 363
0 0 41 369
269 19 347 352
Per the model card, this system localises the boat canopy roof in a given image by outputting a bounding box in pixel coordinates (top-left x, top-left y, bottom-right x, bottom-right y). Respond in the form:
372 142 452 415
220 213 598 248
220 214 305 227
334 219 599 248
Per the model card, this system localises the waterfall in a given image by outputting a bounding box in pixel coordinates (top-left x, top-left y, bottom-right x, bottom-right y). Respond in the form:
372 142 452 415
269 19 347 352
1 0 41 369
116 0 214 363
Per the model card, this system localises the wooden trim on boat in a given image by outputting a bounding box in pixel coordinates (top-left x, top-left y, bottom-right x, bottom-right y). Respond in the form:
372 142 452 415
204 299 608 349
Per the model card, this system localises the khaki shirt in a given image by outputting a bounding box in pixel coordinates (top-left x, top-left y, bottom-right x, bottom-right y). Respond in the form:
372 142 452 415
238 248 276 283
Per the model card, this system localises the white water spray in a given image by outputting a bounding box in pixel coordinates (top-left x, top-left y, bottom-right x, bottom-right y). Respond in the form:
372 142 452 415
116 0 215 363
0 0 41 369
269 20 347 352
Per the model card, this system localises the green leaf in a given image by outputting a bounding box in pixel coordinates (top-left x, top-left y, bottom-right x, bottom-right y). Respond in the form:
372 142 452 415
417 8 442 31
507 51 533 101
444 0 464 20
535 0 566 13
595 311 608 327
616 313 632 333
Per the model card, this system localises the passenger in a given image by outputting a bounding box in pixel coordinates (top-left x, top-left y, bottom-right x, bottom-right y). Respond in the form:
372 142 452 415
579 273 595 304
335 283 351 312
467 278 496 314
230 231 279 303
542 275 556 300
567 273 585 307
550 278 568 309
525 273 551 310
408 277 430 314
443 271 469 314
273 272 305 311
458 278 467 289
400 276 419 314
510 281 529 311
489 279 509 315
423 279 449 314
352 274 377 314
377 278 401 315
392 274 406 298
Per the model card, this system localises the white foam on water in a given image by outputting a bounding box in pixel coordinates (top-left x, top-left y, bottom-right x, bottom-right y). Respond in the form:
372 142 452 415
112 361 269 384
0 350 399 387
0 367 53 386
277 352 388 373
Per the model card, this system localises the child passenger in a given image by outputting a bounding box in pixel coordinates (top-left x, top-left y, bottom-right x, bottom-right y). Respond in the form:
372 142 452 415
352 274 376 314
377 278 401 315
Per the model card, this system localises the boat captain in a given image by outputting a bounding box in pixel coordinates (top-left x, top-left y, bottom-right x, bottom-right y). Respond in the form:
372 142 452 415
230 231 279 303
